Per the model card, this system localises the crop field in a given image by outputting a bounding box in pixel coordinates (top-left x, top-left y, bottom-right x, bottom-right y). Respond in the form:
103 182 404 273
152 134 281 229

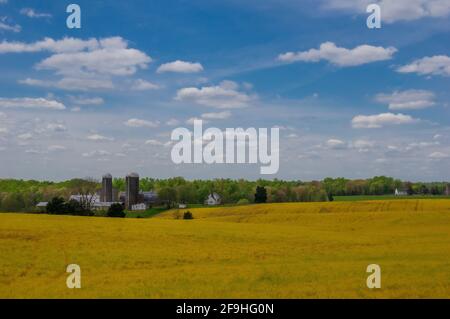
0 199 449 298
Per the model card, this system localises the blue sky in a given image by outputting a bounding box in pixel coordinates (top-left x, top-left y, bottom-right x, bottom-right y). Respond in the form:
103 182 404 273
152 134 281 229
0 0 449 181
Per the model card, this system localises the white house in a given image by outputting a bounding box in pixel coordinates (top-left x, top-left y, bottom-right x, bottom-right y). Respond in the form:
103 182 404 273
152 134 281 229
395 188 408 196
205 193 221 206
131 203 147 211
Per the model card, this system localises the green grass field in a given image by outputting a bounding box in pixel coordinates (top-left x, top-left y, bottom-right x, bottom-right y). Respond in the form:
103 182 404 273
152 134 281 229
0 199 449 298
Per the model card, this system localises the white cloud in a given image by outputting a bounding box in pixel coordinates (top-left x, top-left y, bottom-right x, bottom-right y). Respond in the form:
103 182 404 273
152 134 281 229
186 117 206 125
5 37 151 91
87 134 114 141
48 145 66 151
278 42 397 67
325 138 347 149
36 37 151 77
157 60 204 73
176 81 255 109
145 139 164 146
19 77 114 91
46 123 67 132
351 139 375 152
124 118 159 128
429 151 449 159
352 113 418 128
20 8 52 18
131 79 160 90
323 0 450 23
17 133 33 140
71 107 81 112
0 17 21 33
71 96 104 105
0 97 65 110
376 90 436 110
82 150 111 157
0 37 99 54
397 55 450 77
0 127 8 134
166 118 180 126
201 111 231 120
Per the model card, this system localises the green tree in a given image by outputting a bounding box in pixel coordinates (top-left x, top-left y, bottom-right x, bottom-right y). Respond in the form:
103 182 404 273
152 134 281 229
254 186 267 203
158 187 177 208
107 203 125 218
46 197 66 215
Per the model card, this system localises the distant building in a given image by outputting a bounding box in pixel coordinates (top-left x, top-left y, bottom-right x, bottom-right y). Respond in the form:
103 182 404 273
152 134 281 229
36 202 48 211
126 172 140 210
205 193 221 206
131 203 147 211
179 204 187 209
394 188 408 196
101 173 113 202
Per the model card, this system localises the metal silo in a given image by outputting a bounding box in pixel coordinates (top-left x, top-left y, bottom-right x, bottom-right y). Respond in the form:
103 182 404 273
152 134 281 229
101 173 113 202
126 172 139 209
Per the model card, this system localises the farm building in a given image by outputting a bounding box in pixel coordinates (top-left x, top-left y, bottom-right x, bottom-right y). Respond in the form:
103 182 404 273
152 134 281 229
394 188 408 196
205 193 222 206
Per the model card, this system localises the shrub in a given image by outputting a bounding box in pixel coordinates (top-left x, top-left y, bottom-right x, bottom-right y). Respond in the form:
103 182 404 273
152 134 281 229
183 211 193 220
46 197 66 215
237 198 250 205
107 203 126 218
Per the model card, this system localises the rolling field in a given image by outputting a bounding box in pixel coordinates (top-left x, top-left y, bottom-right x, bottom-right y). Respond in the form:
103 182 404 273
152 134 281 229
1 200 450 298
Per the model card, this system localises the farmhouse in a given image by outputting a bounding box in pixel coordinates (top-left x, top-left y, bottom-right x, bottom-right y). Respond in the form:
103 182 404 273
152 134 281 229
205 192 221 206
36 173 159 211
394 188 408 196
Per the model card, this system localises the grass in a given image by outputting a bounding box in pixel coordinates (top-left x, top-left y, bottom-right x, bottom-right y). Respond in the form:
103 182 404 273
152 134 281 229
125 207 168 218
0 199 449 298
334 195 449 201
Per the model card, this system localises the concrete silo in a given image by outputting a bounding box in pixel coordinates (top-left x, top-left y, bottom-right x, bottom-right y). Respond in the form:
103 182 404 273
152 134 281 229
126 172 140 209
101 173 113 202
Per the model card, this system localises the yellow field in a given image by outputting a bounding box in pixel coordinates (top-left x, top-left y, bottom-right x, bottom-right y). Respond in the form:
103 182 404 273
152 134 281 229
0 200 449 298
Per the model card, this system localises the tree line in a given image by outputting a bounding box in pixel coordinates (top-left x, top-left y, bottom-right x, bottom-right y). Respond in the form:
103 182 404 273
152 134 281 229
0 176 448 212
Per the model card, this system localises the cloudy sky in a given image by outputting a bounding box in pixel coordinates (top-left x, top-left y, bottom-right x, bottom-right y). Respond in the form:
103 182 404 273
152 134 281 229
0 0 449 181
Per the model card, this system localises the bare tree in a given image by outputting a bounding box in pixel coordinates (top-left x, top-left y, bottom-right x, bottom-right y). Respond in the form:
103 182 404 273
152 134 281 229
72 177 100 211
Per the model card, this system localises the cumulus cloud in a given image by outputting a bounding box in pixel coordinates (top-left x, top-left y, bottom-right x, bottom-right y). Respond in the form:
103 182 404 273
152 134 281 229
46 123 67 132
48 145 66 151
375 90 436 110
166 118 180 126
397 55 450 77
20 8 52 18
124 118 159 128
19 77 114 91
0 97 65 110
131 79 160 90
0 17 21 33
325 138 347 149
145 139 164 146
17 133 33 140
351 139 376 152
429 151 449 159
82 150 111 157
175 81 255 109
186 117 206 125
352 113 418 128
157 60 204 73
4 37 151 91
278 42 397 67
201 111 231 120
87 134 114 141
323 0 450 23
70 96 104 105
